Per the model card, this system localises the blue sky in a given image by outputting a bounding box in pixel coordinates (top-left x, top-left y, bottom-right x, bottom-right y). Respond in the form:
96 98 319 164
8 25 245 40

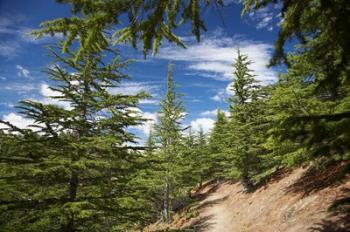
0 0 282 142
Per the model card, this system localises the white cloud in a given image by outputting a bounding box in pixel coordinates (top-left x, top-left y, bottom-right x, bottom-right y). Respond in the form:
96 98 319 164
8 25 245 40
157 31 277 84
16 65 30 78
211 89 227 102
188 62 233 80
211 83 232 102
138 112 158 135
108 81 159 104
140 99 159 104
108 82 150 95
1 83 37 94
1 113 34 130
211 94 222 102
246 5 282 31
190 117 215 133
129 108 158 136
40 84 60 97
200 109 229 117
200 109 218 117
0 41 20 57
256 15 273 29
39 83 71 110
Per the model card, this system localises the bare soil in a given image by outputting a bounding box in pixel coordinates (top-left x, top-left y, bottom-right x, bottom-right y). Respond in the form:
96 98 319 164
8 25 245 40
145 163 350 232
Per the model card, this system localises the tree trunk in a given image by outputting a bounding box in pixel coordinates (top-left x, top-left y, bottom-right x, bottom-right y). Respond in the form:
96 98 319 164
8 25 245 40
162 181 170 223
65 170 78 232
69 170 78 201
240 175 253 193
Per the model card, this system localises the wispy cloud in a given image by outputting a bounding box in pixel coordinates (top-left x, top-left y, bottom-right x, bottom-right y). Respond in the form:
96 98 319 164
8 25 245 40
200 109 228 117
1 83 37 94
211 84 232 102
157 30 277 84
0 41 20 57
108 81 160 105
256 15 273 30
16 65 30 78
0 15 61 57
246 4 282 31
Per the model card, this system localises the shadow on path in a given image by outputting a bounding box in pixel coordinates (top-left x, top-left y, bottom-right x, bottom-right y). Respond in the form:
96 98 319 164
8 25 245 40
309 188 350 232
286 162 349 196
185 215 215 232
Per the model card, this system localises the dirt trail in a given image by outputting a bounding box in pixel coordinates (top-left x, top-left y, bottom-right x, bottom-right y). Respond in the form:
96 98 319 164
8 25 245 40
146 163 350 232
195 165 350 232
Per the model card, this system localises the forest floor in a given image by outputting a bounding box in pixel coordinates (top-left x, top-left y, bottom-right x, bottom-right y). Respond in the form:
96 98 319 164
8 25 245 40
145 162 350 232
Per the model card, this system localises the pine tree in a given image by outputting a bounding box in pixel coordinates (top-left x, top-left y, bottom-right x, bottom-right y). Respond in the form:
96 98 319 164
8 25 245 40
154 62 186 222
0 47 148 231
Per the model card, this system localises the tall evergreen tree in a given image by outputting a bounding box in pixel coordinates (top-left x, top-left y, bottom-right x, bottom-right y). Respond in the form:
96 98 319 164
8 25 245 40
266 54 350 166
154 63 186 222
180 128 199 189
227 50 265 191
0 47 148 231
208 110 229 178
195 127 210 186
243 0 350 163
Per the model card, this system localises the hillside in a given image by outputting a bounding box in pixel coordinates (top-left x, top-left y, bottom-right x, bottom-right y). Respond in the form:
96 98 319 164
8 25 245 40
145 163 350 232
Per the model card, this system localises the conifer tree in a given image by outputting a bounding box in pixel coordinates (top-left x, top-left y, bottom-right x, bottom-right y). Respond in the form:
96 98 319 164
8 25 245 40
33 0 224 58
154 62 186 222
208 110 229 178
180 128 199 190
227 50 265 191
266 54 350 166
195 127 210 186
0 47 148 231
243 0 350 164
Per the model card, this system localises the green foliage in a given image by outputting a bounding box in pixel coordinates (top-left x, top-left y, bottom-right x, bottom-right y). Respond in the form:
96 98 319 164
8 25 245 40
2 0 350 229
33 0 223 59
224 50 269 188
266 54 350 165
152 63 187 222
243 0 350 165
0 47 149 231
208 110 229 178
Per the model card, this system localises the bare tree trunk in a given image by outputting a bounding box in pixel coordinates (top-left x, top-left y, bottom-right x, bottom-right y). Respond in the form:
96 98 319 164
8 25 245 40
240 175 253 193
162 180 170 223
